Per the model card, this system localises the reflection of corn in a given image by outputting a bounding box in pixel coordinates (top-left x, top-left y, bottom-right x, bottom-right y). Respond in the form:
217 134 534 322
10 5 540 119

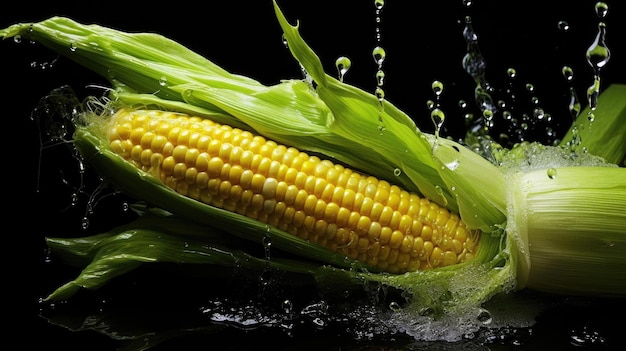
106 109 480 273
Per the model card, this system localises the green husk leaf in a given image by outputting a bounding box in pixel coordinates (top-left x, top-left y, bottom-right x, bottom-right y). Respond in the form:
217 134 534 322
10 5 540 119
560 84 626 166
44 211 322 301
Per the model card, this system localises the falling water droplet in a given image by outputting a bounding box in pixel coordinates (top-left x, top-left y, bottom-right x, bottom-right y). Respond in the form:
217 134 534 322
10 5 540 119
557 20 570 32
374 0 385 10
567 87 581 120
585 21 610 110
561 66 574 81
431 80 444 96
372 46 386 67
426 100 435 110
483 109 493 121
376 69 385 86
431 108 446 138
595 2 609 18
587 78 600 110
375 87 385 103
335 56 351 82
586 23 611 71
506 67 517 78
81 216 90 230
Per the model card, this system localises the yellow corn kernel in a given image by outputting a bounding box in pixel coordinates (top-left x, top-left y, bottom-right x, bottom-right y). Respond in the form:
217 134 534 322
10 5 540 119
105 109 480 274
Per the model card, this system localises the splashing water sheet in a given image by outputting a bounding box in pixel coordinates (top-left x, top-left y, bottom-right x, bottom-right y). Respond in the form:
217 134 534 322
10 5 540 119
3 0 625 350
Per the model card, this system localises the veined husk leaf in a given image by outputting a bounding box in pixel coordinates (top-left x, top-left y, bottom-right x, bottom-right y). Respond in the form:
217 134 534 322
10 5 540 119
506 166 626 297
44 209 326 301
560 84 626 166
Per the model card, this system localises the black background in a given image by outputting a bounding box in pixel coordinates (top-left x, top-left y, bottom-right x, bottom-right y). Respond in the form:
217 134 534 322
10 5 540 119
2 1 625 350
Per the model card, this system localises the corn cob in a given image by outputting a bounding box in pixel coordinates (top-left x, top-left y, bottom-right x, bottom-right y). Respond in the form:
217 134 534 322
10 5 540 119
105 108 480 274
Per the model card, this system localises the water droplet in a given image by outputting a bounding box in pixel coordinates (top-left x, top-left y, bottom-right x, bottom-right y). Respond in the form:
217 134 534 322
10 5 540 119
69 42 77 52
595 2 609 18
445 159 460 171
587 111 595 122
426 99 435 110
483 109 493 121
431 108 446 131
376 69 385 86
477 308 492 324
586 77 600 110
586 22 611 71
458 100 467 109
281 33 288 48
335 56 351 82
557 20 570 32
375 87 385 103
159 76 168 87
547 168 557 179
561 66 574 81
389 301 401 312
506 67 517 78
462 0 472 8
393 168 402 176
374 0 385 10
534 107 545 120
567 87 581 120
262 235 272 248
372 46 386 66
525 83 535 92
81 216 90 230
431 80 444 96
13 34 22 43
434 185 448 206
